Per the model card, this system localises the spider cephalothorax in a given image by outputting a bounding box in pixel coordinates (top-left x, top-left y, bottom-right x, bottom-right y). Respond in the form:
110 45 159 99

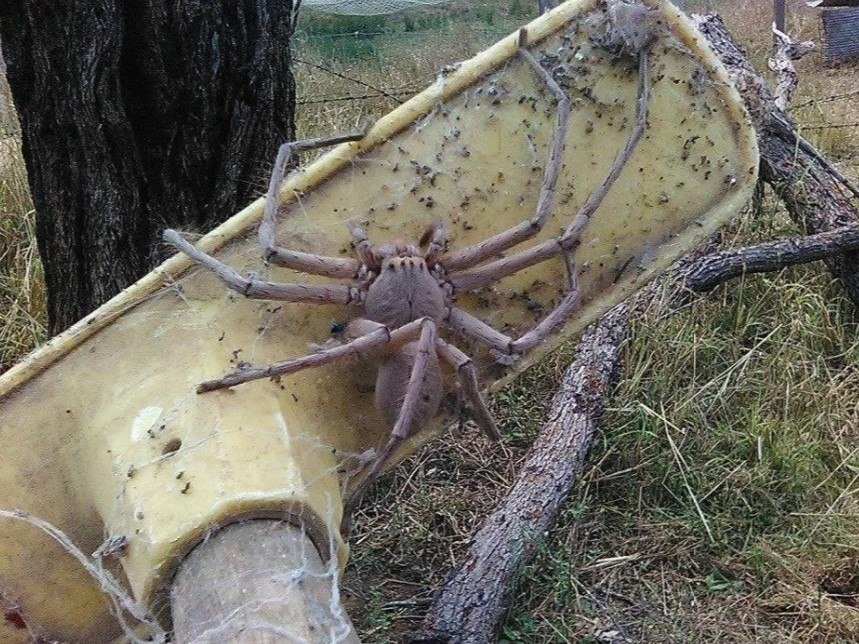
358 230 447 328
163 32 652 530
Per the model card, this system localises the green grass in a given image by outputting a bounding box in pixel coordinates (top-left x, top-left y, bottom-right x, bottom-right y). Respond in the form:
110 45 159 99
2 0 859 641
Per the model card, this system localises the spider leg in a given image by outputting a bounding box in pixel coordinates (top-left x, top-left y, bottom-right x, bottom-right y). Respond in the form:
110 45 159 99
439 41 570 272
560 49 650 247
446 236 561 293
446 265 580 358
444 49 651 294
346 220 379 271
341 318 438 532
197 317 429 393
164 229 355 304
258 123 373 279
435 338 500 441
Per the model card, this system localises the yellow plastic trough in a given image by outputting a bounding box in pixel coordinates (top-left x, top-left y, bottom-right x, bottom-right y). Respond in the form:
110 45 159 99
0 1 757 640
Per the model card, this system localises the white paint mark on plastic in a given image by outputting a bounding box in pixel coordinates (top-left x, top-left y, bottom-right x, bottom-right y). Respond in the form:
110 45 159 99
131 406 163 442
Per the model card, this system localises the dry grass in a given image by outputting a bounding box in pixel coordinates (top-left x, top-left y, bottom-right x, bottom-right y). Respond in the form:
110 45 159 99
704 0 859 172
0 71 45 373
1 1 858 641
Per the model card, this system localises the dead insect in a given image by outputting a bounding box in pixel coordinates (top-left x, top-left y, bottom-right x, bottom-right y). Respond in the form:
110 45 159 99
92 535 128 559
163 36 652 532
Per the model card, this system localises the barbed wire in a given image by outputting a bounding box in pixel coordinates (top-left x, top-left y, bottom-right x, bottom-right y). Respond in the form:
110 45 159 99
792 89 859 110
297 88 422 105
292 23 510 108
801 122 859 130
294 25 512 41
294 57 415 104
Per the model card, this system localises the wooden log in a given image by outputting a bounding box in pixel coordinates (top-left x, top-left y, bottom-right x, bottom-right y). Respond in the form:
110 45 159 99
408 304 631 643
693 13 859 305
171 520 359 644
676 224 859 293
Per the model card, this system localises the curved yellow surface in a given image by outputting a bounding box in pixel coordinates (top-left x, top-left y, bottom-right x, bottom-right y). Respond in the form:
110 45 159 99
0 1 757 640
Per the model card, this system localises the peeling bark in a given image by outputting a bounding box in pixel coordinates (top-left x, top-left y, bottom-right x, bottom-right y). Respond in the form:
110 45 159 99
768 24 814 112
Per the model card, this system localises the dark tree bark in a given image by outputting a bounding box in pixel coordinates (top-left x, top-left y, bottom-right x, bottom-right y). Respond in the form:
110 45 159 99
677 225 859 293
0 1 298 333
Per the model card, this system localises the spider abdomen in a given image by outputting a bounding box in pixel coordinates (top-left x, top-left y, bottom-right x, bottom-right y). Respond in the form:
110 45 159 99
365 256 445 328
375 342 443 431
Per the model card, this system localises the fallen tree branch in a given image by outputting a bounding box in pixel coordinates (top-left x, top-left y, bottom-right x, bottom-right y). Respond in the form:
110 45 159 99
677 224 859 293
693 13 859 304
408 304 631 644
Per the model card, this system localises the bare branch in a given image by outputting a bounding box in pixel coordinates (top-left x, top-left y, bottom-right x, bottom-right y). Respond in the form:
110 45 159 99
768 22 815 112
677 225 859 293
408 304 631 643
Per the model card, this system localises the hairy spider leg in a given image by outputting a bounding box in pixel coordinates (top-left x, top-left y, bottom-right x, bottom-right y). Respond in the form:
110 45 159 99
164 125 375 306
420 218 447 265
559 49 650 247
445 276 580 359
444 49 651 295
163 229 355 305
439 39 571 272
435 338 500 440
341 318 438 532
439 48 650 359
196 317 429 393
346 220 378 271
258 140 364 279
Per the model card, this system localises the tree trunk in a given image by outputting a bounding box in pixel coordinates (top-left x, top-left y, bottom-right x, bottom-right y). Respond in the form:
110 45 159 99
0 0 298 333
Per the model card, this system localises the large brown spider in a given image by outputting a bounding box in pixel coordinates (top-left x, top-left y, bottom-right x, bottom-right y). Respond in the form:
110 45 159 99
163 39 651 529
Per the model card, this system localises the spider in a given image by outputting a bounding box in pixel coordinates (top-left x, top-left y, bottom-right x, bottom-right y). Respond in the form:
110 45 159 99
163 35 651 531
